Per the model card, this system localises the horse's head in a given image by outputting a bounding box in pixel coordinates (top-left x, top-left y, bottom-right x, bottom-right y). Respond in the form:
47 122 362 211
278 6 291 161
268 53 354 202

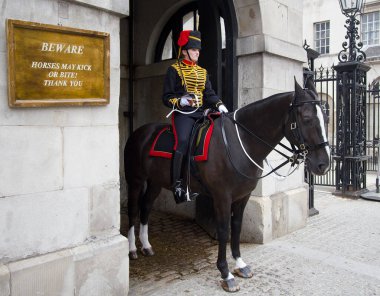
284 78 330 175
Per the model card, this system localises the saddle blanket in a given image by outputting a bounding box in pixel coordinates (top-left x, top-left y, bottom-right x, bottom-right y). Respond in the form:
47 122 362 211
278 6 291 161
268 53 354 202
149 113 218 162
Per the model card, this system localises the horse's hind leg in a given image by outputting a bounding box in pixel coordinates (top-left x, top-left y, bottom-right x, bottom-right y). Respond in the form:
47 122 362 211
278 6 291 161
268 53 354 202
139 181 161 256
127 179 144 260
231 195 253 278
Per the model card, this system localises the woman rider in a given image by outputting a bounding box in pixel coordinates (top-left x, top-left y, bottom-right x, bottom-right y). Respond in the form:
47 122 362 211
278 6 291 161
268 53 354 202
162 30 228 204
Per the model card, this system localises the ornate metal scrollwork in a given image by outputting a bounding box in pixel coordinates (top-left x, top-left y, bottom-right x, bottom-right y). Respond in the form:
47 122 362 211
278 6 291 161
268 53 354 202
338 16 366 63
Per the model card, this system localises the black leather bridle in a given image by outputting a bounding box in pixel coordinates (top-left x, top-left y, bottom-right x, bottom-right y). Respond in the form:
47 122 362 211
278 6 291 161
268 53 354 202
288 99 329 152
220 96 329 180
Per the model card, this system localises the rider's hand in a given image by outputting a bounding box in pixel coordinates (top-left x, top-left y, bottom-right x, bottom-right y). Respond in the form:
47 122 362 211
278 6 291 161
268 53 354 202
180 94 192 107
218 104 229 113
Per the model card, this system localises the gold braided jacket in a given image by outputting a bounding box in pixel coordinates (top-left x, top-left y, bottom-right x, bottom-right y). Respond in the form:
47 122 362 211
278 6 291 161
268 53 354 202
163 60 222 109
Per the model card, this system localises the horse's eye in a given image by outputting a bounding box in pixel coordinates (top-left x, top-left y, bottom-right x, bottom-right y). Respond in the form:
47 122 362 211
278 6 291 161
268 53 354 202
304 118 313 126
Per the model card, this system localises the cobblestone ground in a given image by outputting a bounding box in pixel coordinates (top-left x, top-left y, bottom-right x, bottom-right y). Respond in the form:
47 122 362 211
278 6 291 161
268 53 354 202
121 188 380 296
120 211 219 295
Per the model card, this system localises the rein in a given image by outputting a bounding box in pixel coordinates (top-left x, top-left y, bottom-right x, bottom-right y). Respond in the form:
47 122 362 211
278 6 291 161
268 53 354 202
220 114 304 180
220 97 328 181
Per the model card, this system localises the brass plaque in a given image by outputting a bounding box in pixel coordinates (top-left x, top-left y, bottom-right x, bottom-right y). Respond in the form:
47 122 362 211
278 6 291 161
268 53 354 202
7 19 110 107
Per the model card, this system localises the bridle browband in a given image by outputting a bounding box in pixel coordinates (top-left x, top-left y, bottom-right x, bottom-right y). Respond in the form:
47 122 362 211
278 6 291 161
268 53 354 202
220 95 329 180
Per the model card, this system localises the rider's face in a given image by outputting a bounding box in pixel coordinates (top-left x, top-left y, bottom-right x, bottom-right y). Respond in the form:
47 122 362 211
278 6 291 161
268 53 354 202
183 48 200 62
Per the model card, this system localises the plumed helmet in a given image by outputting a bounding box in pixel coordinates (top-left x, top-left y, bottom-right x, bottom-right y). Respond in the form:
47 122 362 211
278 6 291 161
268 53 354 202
177 30 201 50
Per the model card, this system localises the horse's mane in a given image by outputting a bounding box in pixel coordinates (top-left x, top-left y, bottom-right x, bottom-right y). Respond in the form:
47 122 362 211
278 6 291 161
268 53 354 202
238 91 294 113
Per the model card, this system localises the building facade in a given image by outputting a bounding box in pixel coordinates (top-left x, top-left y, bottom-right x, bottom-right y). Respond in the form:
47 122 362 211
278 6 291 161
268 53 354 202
1 0 308 294
303 0 380 149
304 0 380 85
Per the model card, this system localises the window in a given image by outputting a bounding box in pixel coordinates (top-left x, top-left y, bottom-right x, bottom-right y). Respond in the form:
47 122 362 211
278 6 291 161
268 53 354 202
155 3 199 62
361 11 380 46
161 31 173 60
314 21 330 54
155 3 227 63
183 10 198 31
220 17 226 49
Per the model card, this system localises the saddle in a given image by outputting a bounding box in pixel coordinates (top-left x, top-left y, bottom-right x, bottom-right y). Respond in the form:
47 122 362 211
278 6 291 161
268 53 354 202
149 112 220 161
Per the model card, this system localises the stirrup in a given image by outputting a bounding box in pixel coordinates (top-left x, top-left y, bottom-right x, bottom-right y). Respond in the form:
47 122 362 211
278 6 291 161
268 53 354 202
173 181 187 204
173 182 198 204
185 187 198 201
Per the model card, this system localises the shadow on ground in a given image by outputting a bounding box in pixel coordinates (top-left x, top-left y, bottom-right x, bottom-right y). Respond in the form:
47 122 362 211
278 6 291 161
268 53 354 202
120 211 218 282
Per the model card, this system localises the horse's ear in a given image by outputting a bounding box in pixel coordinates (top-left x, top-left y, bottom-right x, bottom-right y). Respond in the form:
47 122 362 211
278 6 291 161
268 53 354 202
294 77 304 100
305 76 318 94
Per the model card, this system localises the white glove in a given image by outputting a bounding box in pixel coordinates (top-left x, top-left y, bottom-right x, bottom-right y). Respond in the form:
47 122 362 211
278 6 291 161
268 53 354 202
180 95 192 107
218 104 228 113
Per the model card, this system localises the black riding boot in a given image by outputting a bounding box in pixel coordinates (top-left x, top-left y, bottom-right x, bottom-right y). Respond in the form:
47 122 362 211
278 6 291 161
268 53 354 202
171 151 198 204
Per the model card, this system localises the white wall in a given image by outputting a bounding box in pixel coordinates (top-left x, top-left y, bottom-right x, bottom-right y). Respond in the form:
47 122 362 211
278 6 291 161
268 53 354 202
0 0 130 293
0 0 126 263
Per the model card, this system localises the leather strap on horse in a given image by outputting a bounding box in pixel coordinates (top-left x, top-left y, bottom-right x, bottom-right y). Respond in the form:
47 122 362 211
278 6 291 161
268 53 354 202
220 95 330 180
220 113 303 181
187 115 213 195
288 100 329 151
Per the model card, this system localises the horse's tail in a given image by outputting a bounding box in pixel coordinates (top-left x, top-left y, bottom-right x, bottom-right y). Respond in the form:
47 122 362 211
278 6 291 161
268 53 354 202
124 125 147 184
124 123 168 184
123 134 134 184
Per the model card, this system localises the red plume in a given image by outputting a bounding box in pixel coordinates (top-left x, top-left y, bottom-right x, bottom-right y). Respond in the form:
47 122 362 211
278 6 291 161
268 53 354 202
177 30 191 47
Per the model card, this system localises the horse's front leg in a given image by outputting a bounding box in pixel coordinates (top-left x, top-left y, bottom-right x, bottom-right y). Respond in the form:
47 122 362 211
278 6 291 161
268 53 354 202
231 195 253 279
214 200 240 292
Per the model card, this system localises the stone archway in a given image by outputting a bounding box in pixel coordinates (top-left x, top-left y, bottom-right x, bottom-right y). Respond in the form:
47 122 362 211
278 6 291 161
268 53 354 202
120 0 308 244
119 0 239 217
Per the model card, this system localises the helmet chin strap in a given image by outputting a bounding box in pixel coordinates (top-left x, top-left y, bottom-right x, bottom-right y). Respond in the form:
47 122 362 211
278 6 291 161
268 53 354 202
186 49 195 63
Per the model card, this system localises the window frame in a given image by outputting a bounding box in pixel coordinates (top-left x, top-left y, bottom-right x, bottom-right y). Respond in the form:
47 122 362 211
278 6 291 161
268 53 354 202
361 11 380 46
314 21 330 55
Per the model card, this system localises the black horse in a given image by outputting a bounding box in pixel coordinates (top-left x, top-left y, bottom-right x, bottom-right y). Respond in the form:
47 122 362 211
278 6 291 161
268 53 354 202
124 78 330 292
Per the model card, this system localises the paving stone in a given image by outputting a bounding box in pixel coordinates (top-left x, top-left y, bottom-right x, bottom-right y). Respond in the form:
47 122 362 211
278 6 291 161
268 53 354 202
125 187 380 295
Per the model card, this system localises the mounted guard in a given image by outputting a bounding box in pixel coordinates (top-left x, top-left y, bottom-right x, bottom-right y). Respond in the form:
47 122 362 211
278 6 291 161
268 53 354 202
162 30 228 204
125 76 330 292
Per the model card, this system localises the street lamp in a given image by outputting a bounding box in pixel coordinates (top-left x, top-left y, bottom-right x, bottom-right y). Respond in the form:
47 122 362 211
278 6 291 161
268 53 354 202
339 0 364 16
334 0 370 197
338 0 366 62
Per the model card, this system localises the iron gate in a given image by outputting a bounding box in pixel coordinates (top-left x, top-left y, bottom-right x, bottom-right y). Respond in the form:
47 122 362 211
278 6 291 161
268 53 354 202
366 83 380 172
311 65 380 187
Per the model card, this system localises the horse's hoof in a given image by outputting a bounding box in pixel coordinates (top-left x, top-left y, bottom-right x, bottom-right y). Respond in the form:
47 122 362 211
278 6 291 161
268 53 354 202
220 278 240 293
129 250 138 260
141 247 155 256
233 266 253 278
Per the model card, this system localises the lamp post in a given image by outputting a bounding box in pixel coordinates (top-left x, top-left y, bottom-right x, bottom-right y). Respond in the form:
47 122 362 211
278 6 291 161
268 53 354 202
303 40 321 215
334 0 371 197
338 0 366 63
339 0 364 12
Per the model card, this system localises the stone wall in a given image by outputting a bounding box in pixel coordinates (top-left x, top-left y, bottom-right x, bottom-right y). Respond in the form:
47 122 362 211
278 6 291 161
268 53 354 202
0 0 129 294
234 0 308 242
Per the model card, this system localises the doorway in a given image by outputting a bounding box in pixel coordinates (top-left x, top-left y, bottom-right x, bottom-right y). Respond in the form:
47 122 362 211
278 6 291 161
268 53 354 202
119 0 238 217
153 0 237 110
